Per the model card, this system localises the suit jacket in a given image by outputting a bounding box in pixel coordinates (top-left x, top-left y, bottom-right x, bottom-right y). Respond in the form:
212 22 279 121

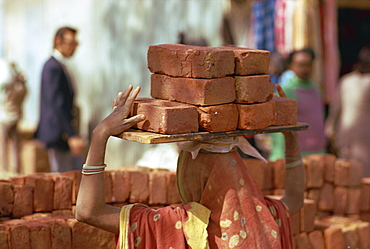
35 56 76 150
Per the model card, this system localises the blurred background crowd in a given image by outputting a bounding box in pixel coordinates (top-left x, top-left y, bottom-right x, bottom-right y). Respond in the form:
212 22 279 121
0 0 369 178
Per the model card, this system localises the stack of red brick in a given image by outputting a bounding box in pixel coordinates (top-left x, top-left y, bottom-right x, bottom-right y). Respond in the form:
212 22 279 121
132 44 297 134
1 154 370 248
244 153 370 248
0 167 181 249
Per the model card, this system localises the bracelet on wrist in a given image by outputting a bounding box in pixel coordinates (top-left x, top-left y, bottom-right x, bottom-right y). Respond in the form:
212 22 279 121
82 164 106 175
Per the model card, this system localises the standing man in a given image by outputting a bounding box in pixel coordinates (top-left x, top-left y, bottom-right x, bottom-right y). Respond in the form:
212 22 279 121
269 48 327 161
35 26 85 172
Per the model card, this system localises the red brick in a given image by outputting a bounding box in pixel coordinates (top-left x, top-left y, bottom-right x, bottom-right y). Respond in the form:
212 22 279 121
67 219 115 249
333 186 348 215
129 170 149 203
52 176 73 210
26 221 52 249
294 232 312 249
318 183 334 211
272 159 285 189
147 44 235 78
0 182 14 217
166 171 181 204
149 170 167 205
307 188 320 204
303 155 324 188
270 96 297 126
110 170 130 203
243 158 265 189
60 170 81 205
21 212 52 221
346 187 361 214
52 209 73 218
300 199 317 232
151 73 235 106
12 184 33 218
26 176 54 212
9 176 26 185
228 47 270 75
103 171 114 203
334 159 363 187
198 104 238 132
322 153 336 183
308 230 325 249
235 75 274 104
5 224 30 249
324 227 346 249
216 46 270 75
356 221 370 249
36 217 72 249
360 178 370 212
237 101 276 130
0 231 9 249
133 98 199 134
342 226 359 249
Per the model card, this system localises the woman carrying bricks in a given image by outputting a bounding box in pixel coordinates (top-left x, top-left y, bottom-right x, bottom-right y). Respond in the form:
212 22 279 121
76 85 304 249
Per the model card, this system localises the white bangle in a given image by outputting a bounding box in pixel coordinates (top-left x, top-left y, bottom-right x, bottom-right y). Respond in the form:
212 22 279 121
82 164 107 175
82 164 107 170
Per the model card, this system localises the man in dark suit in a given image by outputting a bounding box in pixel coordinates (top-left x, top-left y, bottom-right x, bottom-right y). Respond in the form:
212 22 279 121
35 26 85 172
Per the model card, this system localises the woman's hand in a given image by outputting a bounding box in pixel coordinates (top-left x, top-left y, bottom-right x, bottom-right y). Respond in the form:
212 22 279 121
95 85 146 138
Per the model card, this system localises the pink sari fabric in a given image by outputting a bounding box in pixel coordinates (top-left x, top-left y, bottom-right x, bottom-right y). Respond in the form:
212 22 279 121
177 150 293 248
118 150 293 248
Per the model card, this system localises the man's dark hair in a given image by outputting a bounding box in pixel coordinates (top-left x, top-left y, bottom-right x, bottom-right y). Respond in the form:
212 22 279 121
53 26 77 48
287 48 315 65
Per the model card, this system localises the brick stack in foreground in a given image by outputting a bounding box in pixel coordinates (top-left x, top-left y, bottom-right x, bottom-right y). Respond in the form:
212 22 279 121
244 153 370 249
1 154 369 248
131 44 297 134
0 167 181 248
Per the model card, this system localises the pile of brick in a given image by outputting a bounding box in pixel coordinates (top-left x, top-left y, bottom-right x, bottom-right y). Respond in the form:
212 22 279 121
132 44 297 134
244 153 370 248
0 167 181 248
1 154 370 248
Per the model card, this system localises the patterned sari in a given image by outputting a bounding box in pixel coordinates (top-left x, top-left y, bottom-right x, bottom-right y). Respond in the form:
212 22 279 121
117 148 293 249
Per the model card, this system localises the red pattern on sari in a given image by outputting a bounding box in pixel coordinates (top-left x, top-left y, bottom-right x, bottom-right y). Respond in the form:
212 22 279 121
118 150 293 249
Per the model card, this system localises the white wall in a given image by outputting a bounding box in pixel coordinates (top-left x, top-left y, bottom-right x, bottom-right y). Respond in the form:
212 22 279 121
0 0 230 168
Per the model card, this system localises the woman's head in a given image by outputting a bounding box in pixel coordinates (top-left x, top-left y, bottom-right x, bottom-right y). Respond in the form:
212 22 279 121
288 48 315 81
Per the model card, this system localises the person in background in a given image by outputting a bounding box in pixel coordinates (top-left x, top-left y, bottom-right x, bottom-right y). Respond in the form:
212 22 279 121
269 48 327 161
76 85 304 249
0 60 27 173
35 26 85 172
325 44 370 177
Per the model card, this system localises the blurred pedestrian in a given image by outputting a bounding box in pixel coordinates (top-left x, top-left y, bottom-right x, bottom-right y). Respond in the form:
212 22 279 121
35 26 85 172
326 44 370 176
269 48 327 161
0 60 27 173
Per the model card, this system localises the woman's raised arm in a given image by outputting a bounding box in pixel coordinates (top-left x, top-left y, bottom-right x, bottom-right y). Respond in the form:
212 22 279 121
75 85 145 234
